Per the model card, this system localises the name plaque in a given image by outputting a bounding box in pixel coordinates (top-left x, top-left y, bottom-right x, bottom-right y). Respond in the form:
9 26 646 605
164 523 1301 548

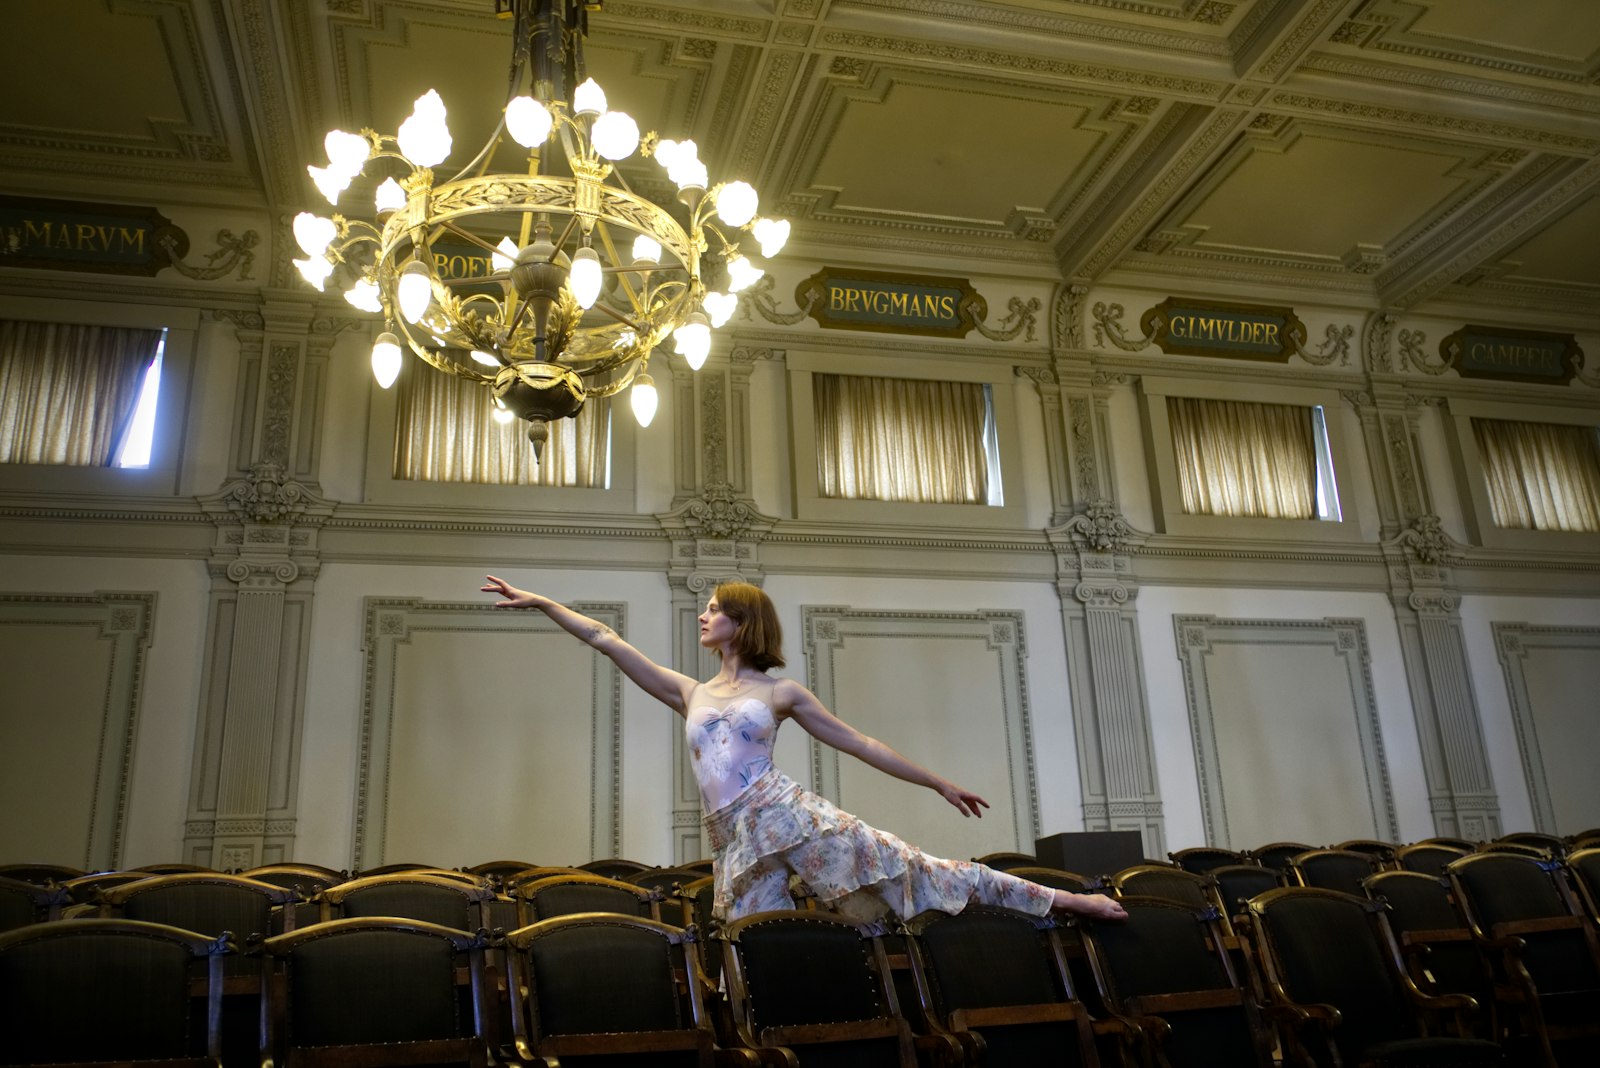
798 267 980 337
0 195 190 276
1142 297 1304 362
1440 325 1579 385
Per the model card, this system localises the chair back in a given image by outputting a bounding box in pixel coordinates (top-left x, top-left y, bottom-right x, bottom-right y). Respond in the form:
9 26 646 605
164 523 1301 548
0 918 227 1064
578 857 651 879
628 866 707 895
465 858 539 885
1005 866 1093 893
512 872 657 923
259 917 489 1066
1448 851 1600 995
1334 839 1399 867
1287 849 1379 896
1247 843 1313 873
101 872 296 968
1108 864 1217 912
0 876 68 931
1363 870 1494 1021
238 864 345 898
1085 897 1272 1068
506 913 713 1065
131 862 217 875
0 863 85 885
1567 847 1600 924
1396 843 1470 877
1170 847 1251 875
320 871 494 931
61 870 151 904
1494 832 1566 858
1210 865 1283 919
678 858 715 875
972 851 1038 872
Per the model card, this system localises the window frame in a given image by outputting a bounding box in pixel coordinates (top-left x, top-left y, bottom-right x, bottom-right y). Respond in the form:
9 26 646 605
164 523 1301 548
1443 396 1600 551
0 297 197 496
786 350 1027 527
1138 374 1366 542
360 358 637 511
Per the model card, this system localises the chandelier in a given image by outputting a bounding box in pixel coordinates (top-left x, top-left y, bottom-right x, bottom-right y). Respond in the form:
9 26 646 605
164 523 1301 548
291 0 788 456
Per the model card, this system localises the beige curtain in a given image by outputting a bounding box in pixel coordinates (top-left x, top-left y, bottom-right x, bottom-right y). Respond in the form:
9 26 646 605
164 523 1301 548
814 372 989 504
1472 418 1600 532
1168 396 1318 519
0 319 162 466
392 363 609 486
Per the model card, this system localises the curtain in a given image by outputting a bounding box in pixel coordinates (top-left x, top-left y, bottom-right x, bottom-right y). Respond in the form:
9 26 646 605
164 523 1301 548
1472 418 1600 532
392 363 609 486
814 372 989 504
0 320 162 466
1168 396 1318 519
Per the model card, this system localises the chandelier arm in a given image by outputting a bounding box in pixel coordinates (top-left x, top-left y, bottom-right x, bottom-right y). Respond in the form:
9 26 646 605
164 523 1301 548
550 211 582 256
594 224 645 317
436 220 514 259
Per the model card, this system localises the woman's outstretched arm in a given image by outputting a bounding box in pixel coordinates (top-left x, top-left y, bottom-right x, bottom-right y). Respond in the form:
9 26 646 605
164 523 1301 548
774 678 990 818
482 575 698 714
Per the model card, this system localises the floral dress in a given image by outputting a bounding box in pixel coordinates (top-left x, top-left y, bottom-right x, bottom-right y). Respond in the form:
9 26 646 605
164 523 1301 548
687 680 1054 924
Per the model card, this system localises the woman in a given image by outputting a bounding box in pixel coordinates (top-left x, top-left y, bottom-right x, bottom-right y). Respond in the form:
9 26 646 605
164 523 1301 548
482 575 1126 926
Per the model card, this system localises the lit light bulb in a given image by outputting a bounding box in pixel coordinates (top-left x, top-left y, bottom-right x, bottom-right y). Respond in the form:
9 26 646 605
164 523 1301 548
491 403 516 425
397 89 451 167
703 291 737 328
572 77 606 116
631 234 661 264
293 212 338 257
631 373 658 427
753 217 790 258
653 139 682 170
591 111 639 160
470 349 499 367
293 256 334 290
307 165 350 205
344 278 382 313
397 260 433 323
569 246 602 309
492 237 519 272
323 129 371 175
370 332 402 389
374 178 406 215
725 255 764 293
504 95 552 147
673 312 711 370
669 155 708 192
716 181 759 227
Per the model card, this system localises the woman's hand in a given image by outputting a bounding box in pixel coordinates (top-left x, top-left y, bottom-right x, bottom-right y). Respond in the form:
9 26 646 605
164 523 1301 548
937 781 990 819
481 575 544 610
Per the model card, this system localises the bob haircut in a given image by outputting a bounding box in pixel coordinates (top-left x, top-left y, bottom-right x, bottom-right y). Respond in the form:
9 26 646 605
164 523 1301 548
712 581 786 671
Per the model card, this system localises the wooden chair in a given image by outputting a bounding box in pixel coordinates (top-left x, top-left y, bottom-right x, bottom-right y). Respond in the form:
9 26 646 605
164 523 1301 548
1288 848 1383 897
464 858 539 889
578 857 653 879
718 909 919 1067
972 850 1038 872
679 858 716 875
0 862 86 885
237 863 345 899
0 918 230 1066
0 874 68 931
629 865 712 895
1416 836 1479 852
131 863 218 875
1083 896 1276 1068
511 872 658 926
1566 847 1600 927
1247 842 1314 874
505 913 750 1066
1209 864 1284 922
1494 832 1567 859
1005 865 1096 893
1337 839 1401 869
1170 846 1252 875
1396 842 1472 877
258 917 493 1067
907 904 1106 1066
1363 870 1498 1040
318 870 496 932
61 870 151 905
1448 851 1600 1066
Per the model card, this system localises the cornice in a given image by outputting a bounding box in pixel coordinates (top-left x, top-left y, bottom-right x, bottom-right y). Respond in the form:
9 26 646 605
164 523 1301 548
597 2 769 40
1268 92 1600 153
1298 54 1600 116
841 0 1232 58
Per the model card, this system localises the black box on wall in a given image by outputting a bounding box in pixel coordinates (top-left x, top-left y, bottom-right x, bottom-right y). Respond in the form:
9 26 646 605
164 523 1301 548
1034 831 1147 878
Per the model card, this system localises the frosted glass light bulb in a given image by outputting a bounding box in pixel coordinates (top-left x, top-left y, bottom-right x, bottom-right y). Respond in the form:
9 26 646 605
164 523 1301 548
591 110 639 160
716 181 759 227
308 165 350 205
703 291 737 328
470 349 499 367
669 156 708 192
492 237 519 272
631 235 661 264
653 139 682 170
504 95 553 147
371 332 402 389
294 256 334 290
397 260 433 323
753 217 790 257
674 313 710 370
572 77 606 116
725 255 764 293
344 278 382 313
491 404 516 425
397 89 451 166
324 129 370 175
374 178 406 215
631 373 658 427
293 212 337 256
569 246 602 309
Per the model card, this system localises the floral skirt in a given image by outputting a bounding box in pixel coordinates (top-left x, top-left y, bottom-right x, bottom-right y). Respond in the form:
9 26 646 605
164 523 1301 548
703 767 1054 924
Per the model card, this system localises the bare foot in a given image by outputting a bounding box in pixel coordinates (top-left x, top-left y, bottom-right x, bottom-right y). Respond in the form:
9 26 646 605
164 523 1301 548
1052 890 1128 922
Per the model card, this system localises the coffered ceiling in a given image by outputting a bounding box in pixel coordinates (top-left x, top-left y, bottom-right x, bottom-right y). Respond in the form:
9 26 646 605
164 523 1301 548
3 0 1597 322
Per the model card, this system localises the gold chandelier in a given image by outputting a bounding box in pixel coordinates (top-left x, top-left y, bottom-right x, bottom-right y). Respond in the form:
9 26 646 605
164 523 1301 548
291 0 788 456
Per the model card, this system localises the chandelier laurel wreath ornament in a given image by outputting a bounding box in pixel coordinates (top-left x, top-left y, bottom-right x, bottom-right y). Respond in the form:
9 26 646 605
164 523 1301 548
292 0 788 457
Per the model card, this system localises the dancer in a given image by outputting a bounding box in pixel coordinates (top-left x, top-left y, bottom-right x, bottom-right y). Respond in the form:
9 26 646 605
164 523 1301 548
482 575 1127 926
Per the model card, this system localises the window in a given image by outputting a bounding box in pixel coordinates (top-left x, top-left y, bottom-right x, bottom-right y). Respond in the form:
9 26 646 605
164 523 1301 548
813 372 1002 505
391 362 610 488
1166 396 1340 520
0 319 165 467
1471 417 1600 532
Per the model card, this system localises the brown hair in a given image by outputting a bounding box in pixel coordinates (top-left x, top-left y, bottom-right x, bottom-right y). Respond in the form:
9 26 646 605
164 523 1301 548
712 581 785 671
